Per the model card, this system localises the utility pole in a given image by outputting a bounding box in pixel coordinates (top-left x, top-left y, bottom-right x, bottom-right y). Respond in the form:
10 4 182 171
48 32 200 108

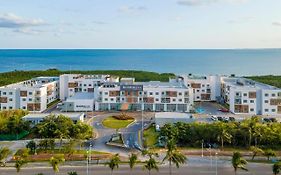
215 152 218 175
201 139 204 157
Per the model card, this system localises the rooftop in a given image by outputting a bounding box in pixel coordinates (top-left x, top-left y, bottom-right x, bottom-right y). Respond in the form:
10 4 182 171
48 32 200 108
67 92 95 100
222 77 279 90
23 112 84 119
2 77 59 89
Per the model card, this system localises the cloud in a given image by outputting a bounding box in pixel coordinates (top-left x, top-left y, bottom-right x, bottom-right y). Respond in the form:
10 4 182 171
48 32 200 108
118 6 147 13
227 16 254 24
0 13 45 28
177 0 247 6
272 22 281 27
13 28 43 35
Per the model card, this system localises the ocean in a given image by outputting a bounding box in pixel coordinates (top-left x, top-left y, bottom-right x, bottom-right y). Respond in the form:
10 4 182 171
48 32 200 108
0 49 281 76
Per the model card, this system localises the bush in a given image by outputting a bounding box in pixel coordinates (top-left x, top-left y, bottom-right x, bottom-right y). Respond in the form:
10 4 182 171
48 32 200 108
112 113 134 120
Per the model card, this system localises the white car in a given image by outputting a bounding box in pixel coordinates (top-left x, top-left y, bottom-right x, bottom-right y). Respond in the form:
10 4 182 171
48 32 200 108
211 115 218 121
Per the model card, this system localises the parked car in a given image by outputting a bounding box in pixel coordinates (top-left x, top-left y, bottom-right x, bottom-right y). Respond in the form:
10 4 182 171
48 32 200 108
269 118 278 122
218 108 229 113
229 117 235 122
223 116 229 122
263 118 271 123
217 116 223 121
211 115 218 121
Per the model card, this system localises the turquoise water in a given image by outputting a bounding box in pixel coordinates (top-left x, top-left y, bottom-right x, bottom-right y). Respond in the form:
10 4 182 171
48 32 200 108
0 49 281 75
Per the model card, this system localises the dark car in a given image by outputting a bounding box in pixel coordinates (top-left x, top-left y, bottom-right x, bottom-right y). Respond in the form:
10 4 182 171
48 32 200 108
269 118 277 122
218 108 229 113
217 116 223 121
263 118 271 123
229 117 235 122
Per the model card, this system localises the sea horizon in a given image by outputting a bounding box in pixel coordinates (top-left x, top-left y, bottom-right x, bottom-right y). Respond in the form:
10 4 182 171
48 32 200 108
1 49 281 76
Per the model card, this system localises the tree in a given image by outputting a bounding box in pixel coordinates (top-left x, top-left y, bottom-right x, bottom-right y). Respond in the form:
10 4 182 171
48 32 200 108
129 153 138 175
14 148 29 173
0 147 12 166
273 162 281 175
264 149 276 161
26 140 37 155
15 158 27 173
162 140 187 175
68 172 78 175
106 154 121 175
216 123 232 149
49 155 65 173
249 146 264 160
144 156 158 175
142 149 159 175
232 152 247 175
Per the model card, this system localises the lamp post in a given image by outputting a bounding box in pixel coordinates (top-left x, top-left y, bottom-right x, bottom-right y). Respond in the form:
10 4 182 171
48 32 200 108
87 143 92 175
201 139 204 157
215 152 218 175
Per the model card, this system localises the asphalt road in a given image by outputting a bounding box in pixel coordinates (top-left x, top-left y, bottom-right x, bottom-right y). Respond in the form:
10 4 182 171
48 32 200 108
0 161 274 175
91 113 151 156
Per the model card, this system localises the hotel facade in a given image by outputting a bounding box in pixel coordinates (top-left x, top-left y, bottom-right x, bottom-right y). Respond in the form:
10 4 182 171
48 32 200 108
0 77 59 112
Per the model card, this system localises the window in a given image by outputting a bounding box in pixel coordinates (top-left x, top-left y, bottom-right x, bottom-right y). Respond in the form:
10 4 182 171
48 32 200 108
250 108 254 112
202 90 205 92
149 92 153 95
250 100 254 103
173 99 176 102
196 90 200 92
89 84 92 86
272 109 276 112
104 98 108 101
272 93 276 97
105 92 108 95
9 92 13 95
265 93 269 97
264 100 269 103
2 92 6 95
243 100 247 103
162 92 165 95
155 92 159 95
110 98 114 101
207 84 210 87
3 106 6 109
29 92 32 95
179 92 182 96
179 99 183 102
29 98 32 101
9 106 12 109
202 85 205 87
22 98 26 101
84 84 87 86
243 93 247 97
9 98 12 101
236 93 240 96
156 98 159 102
265 109 269 112
22 106 26 109
70 89 73 92
197 96 200 99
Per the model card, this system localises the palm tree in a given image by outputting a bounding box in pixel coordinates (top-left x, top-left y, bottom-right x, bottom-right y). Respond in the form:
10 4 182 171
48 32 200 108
232 152 248 175
0 147 12 166
249 146 264 160
129 153 138 175
49 155 65 173
106 154 121 175
273 162 281 175
264 149 276 161
142 149 159 175
15 158 27 173
144 156 159 175
68 172 78 175
216 123 232 149
162 140 187 175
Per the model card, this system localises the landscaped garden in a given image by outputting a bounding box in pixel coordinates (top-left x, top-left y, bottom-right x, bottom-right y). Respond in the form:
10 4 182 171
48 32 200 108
102 114 135 129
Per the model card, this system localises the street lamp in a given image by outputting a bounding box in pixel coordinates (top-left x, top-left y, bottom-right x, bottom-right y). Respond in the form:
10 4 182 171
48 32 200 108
87 143 92 175
201 139 204 157
215 152 218 175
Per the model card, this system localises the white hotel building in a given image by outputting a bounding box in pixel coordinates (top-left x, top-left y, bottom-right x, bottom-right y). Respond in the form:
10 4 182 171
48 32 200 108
59 74 119 101
0 77 59 112
182 74 221 101
95 78 193 112
221 77 281 115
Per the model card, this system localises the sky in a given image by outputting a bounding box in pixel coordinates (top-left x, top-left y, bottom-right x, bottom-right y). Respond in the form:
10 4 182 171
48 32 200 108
0 0 281 48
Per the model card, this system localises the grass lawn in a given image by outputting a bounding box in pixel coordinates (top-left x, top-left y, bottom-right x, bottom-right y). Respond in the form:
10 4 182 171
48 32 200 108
143 125 159 148
102 116 134 129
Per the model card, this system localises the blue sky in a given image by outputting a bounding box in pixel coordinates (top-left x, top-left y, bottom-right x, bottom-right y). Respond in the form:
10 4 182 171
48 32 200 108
0 0 281 48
